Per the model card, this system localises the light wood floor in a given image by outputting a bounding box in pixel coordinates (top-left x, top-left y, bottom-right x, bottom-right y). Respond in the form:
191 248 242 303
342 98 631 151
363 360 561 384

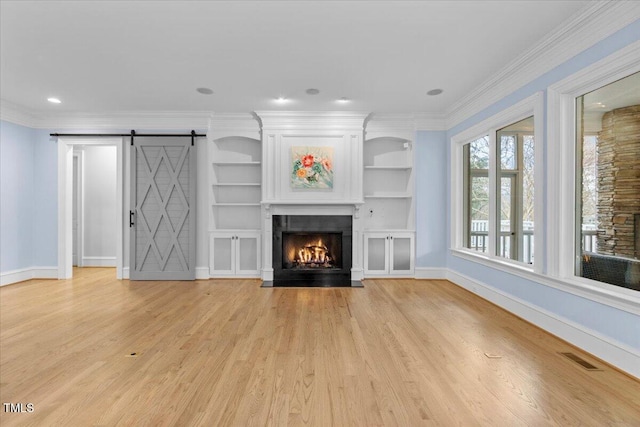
1 268 638 426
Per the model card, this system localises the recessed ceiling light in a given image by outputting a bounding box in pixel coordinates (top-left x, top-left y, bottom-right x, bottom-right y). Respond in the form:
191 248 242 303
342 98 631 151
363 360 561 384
47 97 62 104
427 89 443 96
275 96 287 103
337 97 350 103
306 88 320 95
196 87 214 95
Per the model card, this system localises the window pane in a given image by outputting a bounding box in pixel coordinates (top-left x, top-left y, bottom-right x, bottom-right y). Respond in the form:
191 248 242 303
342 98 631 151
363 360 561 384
496 116 534 264
500 135 516 169
470 176 489 253
576 71 640 292
523 135 535 264
470 136 490 169
500 177 513 259
464 136 490 252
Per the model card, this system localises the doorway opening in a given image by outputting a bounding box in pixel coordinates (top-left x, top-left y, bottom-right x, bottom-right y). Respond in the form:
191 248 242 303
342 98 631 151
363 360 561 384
58 137 124 279
72 146 119 270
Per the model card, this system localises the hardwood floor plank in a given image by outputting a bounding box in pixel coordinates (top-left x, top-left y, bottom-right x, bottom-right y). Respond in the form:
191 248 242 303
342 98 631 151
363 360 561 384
1 269 638 426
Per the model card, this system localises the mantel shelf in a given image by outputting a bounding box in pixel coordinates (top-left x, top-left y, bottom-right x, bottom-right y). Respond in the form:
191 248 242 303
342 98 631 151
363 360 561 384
212 183 261 187
212 161 261 166
262 200 365 206
364 194 412 199
364 165 412 171
214 203 262 207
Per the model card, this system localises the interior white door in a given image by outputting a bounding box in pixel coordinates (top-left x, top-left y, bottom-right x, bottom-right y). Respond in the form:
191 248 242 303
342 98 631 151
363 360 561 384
130 137 196 280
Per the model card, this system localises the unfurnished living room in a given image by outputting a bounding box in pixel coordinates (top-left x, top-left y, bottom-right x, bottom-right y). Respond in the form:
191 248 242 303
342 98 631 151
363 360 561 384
1 1 639 425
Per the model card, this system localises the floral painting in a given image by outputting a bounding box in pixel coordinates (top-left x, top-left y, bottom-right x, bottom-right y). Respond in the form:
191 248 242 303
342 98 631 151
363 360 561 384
291 146 334 189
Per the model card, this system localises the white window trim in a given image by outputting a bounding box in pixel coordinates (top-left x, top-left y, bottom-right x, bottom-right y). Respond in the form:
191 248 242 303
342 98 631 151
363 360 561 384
451 92 544 274
546 40 640 313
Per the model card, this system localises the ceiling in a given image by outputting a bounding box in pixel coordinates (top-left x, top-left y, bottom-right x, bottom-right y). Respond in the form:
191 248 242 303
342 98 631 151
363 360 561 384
1 1 592 116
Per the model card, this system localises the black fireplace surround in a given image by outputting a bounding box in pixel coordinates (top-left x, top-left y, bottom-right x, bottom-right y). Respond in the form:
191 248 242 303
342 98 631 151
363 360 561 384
272 215 352 287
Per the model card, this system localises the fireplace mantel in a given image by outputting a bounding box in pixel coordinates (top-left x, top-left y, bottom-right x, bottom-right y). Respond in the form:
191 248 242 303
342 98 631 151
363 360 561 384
262 201 364 219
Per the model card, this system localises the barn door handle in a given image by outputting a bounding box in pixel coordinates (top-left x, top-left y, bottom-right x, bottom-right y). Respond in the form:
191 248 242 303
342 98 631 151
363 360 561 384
130 211 135 227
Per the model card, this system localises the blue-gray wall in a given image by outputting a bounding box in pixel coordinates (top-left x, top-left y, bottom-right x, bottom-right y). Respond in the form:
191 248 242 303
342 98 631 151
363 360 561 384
0 121 57 272
1 121 35 271
415 130 447 268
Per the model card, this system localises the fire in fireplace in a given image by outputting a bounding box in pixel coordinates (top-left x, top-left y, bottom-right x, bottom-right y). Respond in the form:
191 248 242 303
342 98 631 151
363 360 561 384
283 233 341 269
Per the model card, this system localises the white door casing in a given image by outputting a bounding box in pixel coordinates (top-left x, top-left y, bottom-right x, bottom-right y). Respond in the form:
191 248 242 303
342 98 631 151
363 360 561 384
57 138 123 279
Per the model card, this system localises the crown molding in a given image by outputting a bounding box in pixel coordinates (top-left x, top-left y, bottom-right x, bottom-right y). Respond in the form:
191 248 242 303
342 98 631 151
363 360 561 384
41 111 213 131
0 100 42 128
363 113 446 140
255 110 369 131
412 113 447 131
446 0 640 129
0 100 213 130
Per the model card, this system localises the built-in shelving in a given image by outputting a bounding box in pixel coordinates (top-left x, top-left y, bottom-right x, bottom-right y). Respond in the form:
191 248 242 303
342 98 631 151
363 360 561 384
209 134 263 277
362 136 414 231
361 133 415 277
209 136 262 231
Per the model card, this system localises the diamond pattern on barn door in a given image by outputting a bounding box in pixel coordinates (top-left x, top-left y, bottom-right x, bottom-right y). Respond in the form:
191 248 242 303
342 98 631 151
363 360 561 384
130 138 195 280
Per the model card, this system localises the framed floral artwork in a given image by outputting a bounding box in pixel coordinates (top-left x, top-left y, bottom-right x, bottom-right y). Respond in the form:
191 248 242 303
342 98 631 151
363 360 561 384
291 146 333 189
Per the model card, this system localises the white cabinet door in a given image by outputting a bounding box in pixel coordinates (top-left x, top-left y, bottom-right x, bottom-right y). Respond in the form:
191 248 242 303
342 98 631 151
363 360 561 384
364 231 414 277
210 233 235 276
389 232 414 276
209 231 261 277
364 232 389 276
235 231 261 276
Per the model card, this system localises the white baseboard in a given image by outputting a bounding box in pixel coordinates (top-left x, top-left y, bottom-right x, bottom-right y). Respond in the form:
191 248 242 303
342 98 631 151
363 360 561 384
1 267 58 286
81 256 116 267
351 268 364 281
446 269 640 379
123 267 129 279
196 267 209 280
415 267 448 279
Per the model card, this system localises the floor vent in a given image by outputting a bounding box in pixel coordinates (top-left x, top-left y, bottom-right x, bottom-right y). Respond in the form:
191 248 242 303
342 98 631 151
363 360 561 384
559 352 601 371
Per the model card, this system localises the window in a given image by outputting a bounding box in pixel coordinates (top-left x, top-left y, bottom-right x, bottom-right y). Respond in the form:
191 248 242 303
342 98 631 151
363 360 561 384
546 41 640 307
575 71 640 292
453 92 542 272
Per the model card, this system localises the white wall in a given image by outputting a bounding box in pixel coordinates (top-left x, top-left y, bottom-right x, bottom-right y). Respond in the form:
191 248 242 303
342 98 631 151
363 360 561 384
80 145 117 266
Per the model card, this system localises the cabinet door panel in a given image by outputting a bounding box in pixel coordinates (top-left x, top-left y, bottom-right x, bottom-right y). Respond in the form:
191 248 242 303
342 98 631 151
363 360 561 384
390 234 414 275
237 234 260 275
211 235 234 275
364 234 389 275
392 237 411 270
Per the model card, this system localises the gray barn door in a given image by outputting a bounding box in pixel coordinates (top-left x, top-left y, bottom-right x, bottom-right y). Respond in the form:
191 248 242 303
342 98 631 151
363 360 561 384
130 137 196 280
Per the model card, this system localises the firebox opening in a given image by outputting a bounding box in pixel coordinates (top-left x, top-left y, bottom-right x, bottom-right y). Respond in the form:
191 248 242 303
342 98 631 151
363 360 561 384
283 232 342 270
272 214 353 287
